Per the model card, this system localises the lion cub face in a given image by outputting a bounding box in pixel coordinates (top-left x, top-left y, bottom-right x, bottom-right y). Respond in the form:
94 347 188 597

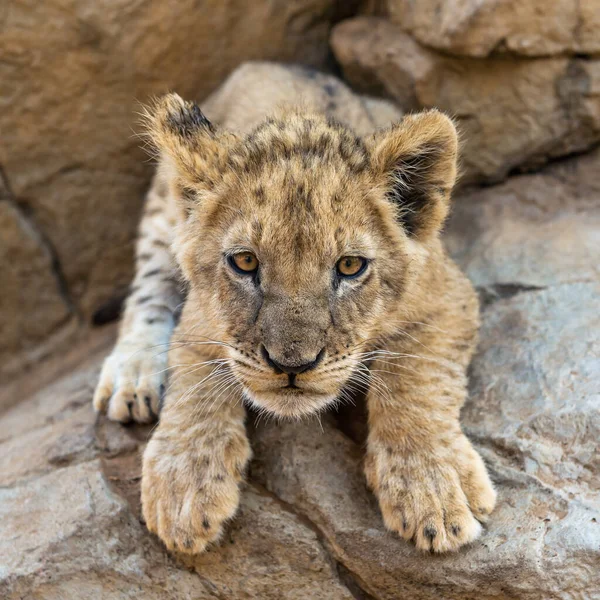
147 95 457 417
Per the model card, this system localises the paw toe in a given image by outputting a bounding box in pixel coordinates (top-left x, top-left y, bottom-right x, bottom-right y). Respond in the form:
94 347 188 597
414 514 447 552
107 388 136 423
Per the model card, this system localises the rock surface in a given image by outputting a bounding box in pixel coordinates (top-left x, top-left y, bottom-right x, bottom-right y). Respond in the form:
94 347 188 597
379 0 600 57
331 17 600 183
0 172 74 375
0 0 348 376
1 149 598 599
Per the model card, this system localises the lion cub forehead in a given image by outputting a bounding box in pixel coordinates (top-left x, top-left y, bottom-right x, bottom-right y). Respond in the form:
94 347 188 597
228 110 372 179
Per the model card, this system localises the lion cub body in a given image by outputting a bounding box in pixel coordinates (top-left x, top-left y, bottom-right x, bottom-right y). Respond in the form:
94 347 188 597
94 62 496 554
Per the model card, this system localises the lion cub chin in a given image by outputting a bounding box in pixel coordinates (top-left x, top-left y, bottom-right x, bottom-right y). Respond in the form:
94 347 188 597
94 75 496 554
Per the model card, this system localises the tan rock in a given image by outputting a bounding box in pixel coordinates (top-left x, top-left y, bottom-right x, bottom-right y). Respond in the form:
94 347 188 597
382 0 600 57
203 61 403 138
331 17 600 182
0 173 74 378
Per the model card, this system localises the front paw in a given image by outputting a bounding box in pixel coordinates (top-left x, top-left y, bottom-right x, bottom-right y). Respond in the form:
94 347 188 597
365 433 497 552
141 428 250 554
93 335 168 423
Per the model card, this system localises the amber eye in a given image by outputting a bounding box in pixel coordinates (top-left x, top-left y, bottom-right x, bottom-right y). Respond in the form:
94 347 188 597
336 256 368 278
229 252 259 274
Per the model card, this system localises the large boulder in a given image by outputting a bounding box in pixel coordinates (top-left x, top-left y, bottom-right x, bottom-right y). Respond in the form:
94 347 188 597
1 148 598 599
379 0 600 57
331 17 600 183
0 1 350 378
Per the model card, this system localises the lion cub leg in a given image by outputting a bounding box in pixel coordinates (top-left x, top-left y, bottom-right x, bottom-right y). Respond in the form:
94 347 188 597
93 174 182 423
364 337 496 552
141 335 251 554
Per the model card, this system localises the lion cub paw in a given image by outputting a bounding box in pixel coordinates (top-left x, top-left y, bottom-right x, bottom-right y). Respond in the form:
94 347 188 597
93 335 169 423
141 429 250 554
366 434 496 553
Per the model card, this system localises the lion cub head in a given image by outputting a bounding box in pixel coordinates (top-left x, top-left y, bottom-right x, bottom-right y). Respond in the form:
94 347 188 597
146 94 457 418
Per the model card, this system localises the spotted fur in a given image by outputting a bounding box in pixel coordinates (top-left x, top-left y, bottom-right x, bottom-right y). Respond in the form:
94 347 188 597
94 63 495 555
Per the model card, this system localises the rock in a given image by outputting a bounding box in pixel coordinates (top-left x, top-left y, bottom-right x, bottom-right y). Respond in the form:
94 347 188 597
0 173 75 379
0 0 349 374
380 0 600 57
331 17 600 183
445 147 600 288
202 61 403 138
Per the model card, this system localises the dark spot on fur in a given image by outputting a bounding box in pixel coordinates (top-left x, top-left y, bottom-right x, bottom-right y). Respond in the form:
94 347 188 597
137 252 153 261
145 207 163 217
145 316 167 325
152 239 169 248
324 82 337 97
137 295 153 305
451 525 461 536
143 268 162 278
254 185 265 204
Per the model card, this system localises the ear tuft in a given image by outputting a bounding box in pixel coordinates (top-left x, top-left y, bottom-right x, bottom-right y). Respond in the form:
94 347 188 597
140 94 237 215
143 93 214 152
370 110 458 240
164 95 214 139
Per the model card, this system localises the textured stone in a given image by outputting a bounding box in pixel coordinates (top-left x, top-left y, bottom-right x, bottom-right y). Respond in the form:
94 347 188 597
381 0 600 57
0 175 73 378
331 17 600 183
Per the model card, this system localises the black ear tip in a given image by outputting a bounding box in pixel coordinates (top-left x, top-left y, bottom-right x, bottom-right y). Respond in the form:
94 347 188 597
161 93 213 137
185 102 214 131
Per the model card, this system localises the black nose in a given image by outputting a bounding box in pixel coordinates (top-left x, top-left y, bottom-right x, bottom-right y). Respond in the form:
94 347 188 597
261 346 325 375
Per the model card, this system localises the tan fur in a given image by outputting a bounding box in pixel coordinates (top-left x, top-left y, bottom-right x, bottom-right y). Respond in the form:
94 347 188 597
94 63 495 555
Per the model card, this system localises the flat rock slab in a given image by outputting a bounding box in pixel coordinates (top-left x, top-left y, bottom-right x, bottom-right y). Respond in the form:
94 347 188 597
1 151 598 598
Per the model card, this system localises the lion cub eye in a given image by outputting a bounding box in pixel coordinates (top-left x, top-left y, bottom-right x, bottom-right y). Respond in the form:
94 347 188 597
229 252 259 275
336 256 368 278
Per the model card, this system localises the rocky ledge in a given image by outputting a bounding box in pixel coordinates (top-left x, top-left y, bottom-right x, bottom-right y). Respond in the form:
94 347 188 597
1 149 599 599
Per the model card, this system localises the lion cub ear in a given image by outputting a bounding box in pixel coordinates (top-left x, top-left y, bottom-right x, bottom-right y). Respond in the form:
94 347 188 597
143 93 237 214
369 110 458 241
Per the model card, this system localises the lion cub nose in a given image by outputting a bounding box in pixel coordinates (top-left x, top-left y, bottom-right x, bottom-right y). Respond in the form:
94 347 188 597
261 346 325 375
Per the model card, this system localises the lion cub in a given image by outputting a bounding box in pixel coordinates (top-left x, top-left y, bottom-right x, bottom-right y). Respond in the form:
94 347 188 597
94 64 496 554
